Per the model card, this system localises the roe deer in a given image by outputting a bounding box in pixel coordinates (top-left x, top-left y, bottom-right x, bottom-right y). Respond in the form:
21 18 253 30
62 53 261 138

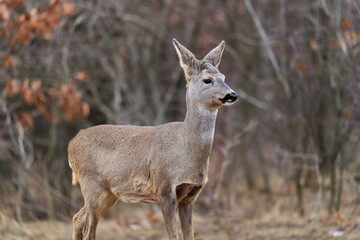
68 39 238 240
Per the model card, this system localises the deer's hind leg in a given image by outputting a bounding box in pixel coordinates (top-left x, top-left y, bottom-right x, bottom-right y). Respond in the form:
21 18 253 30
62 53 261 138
73 207 86 240
73 180 118 240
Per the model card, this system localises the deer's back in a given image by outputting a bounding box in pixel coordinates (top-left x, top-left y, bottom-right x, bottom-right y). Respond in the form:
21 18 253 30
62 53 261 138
68 124 157 176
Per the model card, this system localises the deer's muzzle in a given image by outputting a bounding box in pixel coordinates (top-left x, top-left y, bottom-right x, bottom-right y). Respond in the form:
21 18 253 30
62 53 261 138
220 92 238 105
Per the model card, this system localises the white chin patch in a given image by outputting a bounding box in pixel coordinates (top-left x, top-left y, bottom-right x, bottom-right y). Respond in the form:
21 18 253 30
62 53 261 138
223 101 235 106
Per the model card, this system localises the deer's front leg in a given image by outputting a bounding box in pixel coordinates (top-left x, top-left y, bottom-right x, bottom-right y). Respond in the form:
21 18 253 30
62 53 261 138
178 203 194 240
160 197 178 240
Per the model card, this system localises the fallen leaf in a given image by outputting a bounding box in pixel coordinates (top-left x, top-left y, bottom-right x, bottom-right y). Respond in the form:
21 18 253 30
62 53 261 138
144 211 159 224
334 211 344 225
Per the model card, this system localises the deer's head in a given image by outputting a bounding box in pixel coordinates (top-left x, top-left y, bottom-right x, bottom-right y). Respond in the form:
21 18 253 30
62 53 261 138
173 39 238 111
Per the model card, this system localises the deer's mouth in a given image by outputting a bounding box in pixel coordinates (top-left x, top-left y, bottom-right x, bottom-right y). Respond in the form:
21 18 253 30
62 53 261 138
219 93 238 105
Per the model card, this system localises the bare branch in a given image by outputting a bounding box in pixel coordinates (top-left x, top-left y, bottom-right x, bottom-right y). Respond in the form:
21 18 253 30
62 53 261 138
244 0 291 97
236 88 270 109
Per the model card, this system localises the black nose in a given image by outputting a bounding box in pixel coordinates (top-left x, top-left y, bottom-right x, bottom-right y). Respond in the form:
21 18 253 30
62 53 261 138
221 92 238 103
228 92 238 102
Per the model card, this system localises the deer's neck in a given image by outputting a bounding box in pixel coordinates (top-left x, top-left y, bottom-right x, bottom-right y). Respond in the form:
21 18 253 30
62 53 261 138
183 89 218 150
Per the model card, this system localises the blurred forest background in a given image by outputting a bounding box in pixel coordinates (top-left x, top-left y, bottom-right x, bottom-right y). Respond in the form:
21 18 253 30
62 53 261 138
1 0 360 239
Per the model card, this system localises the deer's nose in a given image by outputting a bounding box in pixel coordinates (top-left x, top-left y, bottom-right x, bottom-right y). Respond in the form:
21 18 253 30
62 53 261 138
221 92 238 103
228 92 238 102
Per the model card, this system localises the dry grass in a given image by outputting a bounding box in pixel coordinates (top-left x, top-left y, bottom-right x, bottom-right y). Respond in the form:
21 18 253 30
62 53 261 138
1 186 360 240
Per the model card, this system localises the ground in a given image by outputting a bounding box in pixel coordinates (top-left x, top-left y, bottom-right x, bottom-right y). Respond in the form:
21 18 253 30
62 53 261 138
1 188 360 239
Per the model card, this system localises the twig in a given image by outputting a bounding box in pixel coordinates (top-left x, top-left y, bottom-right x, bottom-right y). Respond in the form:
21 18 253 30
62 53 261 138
216 119 257 155
244 0 291 97
313 154 323 227
275 150 318 161
8 158 80 210
1 103 79 211
236 88 269 109
275 148 323 226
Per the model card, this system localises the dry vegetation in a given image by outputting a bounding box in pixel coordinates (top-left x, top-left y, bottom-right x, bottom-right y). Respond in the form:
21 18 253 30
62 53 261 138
1 182 360 239
1 0 360 239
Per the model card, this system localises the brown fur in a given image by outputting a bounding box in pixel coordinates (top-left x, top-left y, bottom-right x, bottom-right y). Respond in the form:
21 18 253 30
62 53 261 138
68 39 237 240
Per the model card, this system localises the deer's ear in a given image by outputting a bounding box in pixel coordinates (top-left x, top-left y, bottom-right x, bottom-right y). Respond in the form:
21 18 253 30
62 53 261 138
173 39 199 78
203 40 225 68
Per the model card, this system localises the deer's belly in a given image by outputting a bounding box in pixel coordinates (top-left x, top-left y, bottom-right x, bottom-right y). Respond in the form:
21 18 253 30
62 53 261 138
117 194 158 204
110 178 159 204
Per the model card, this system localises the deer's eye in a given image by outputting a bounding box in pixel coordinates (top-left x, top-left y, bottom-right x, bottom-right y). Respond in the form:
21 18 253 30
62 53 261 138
203 79 212 84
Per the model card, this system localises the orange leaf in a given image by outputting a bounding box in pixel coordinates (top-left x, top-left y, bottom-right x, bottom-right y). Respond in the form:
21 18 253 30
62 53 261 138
310 39 318 51
21 80 36 104
15 112 34 131
81 101 90 118
351 32 358 43
340 18 351 31
58 84 89 122
19 27 30 45
31 79 42 92
1 22 9 38
31 80 47 104
47 88 58 101
332 40 340 50
28 9 39 30
294 60 307 74
40 25 53 40
5 79 20 97
343 31 359 47
34 101 52 121
4 0 24 10
3 55 15 69
0 4 10 22
144 211 159 224
75 71 90 82
49 0 60 8
62 1 76 17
